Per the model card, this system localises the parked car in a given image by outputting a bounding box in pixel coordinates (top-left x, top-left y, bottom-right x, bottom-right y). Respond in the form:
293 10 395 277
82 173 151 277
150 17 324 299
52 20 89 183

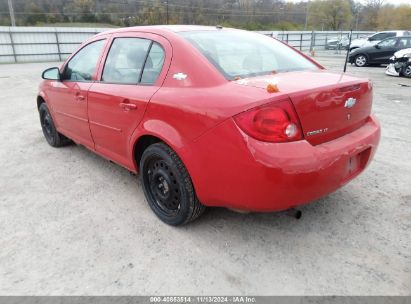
349 30 410 51
349 36 411 67
37 26 381 225
386 48 411 78
325 36 349 50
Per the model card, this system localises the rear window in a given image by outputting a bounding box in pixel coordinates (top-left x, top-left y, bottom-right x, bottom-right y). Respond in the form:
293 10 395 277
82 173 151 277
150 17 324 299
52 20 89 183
179 30 318 80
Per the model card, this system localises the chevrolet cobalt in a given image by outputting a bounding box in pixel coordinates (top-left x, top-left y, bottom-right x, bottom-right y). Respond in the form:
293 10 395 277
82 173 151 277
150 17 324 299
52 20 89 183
38 26 381 225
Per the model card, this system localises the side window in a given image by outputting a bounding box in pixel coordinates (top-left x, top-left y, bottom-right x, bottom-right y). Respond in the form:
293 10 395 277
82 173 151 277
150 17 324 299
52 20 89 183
370 32 395 41
398 38 408 48
378 38 396 48
63 40 105 81
102 38 151 84
369 33 383 41
141 42 165 84
385 32 396 39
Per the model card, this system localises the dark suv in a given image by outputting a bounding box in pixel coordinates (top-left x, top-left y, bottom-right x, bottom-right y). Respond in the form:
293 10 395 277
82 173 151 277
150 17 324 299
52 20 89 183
349 36 411 67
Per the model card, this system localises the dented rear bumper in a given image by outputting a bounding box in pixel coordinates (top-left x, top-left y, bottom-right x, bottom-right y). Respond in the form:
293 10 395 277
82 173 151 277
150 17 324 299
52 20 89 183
182 115 381 211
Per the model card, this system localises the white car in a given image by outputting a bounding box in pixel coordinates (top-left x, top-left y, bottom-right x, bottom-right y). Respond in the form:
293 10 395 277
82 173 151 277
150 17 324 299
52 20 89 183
386 48 411 78
350 31 410 51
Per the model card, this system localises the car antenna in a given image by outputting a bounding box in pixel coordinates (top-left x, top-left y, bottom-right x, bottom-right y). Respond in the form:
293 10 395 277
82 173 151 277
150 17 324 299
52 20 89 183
344 29 353 73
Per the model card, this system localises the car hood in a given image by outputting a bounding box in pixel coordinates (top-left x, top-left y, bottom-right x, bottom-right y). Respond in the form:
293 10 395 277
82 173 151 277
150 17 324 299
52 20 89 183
394 48 411 58
350 38 367 46
350 38 377 48
351 38 367 43
350 45 375 55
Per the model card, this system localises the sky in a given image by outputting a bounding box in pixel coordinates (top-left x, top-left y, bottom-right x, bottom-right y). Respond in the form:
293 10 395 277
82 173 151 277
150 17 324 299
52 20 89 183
286 0 411 5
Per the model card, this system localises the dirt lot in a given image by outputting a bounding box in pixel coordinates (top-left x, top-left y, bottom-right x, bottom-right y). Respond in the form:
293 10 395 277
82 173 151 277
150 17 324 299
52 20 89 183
0 56 410 295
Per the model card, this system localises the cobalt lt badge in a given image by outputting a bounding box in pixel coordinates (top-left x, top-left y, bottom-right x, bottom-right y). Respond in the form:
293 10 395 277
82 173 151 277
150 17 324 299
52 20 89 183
344 97 357 108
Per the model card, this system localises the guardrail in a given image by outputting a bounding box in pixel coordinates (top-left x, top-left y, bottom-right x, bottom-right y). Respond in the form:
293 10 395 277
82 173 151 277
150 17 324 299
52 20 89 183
0 26 375 63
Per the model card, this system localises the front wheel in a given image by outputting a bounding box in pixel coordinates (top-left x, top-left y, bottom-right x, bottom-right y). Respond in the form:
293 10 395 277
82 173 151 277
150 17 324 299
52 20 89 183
354 54 368 67
140 143 205 226
402 64 411 78
39 103 71 147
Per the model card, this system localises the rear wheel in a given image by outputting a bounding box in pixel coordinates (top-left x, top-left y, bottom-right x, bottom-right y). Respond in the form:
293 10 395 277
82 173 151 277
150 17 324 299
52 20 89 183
39 103 70 147
402 64 411 78
354 54 368 67
140 142 205 226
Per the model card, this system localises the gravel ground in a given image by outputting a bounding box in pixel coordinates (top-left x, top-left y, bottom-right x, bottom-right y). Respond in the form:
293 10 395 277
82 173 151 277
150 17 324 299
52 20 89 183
0 57 410 295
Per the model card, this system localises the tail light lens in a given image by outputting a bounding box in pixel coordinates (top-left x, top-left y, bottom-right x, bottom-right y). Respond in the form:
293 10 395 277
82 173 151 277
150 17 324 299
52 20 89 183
234 99 303 143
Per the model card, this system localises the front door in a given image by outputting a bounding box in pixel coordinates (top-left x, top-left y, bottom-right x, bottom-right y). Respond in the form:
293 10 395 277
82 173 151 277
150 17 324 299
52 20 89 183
47 39 106 148
370 37 397 63
87 33 170 169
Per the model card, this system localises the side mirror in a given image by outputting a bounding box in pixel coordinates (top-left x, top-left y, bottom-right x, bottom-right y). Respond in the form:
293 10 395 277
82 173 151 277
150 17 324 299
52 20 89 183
374 44 380 49
42 67 60 80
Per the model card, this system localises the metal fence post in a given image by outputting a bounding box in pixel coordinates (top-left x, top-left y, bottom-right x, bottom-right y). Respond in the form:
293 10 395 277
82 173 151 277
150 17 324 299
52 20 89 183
8 28 17 63
310 30 315 52
54 30 62 61
300 33 303 50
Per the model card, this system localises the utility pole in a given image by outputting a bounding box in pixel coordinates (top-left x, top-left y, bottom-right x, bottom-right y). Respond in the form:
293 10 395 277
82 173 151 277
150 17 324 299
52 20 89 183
7 0 16 27
166 0 169 25
304 1 309 31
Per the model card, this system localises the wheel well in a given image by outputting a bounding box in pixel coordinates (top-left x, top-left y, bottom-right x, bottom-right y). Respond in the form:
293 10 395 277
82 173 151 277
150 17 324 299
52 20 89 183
355 53 367 58
37 96 45 109
134 135 162 168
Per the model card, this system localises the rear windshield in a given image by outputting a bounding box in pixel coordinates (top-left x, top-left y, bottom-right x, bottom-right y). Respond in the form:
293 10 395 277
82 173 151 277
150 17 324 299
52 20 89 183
179 30 318 80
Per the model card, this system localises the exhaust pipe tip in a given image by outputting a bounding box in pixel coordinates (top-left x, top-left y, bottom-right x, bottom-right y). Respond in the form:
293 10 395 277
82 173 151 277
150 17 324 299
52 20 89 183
286 208 302 219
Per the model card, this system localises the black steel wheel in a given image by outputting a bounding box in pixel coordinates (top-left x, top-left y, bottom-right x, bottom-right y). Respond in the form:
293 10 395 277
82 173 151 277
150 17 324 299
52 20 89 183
140 143 205 225
39 103 70 147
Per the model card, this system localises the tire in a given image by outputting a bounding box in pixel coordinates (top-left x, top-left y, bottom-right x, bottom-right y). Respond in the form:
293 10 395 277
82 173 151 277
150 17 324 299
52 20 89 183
401 64 411 78
140 142 205 226
38 103 70 147
354 54 368 67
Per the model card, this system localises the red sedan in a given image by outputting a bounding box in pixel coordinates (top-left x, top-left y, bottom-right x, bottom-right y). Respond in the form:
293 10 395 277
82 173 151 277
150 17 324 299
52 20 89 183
37 26 381 225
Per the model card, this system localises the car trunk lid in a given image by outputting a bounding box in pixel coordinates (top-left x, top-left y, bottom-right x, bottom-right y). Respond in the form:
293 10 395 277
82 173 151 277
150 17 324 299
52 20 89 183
234 70 373 145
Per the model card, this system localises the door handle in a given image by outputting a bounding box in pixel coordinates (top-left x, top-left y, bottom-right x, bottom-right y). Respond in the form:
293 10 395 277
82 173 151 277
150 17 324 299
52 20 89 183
75 93 85 102
119 102 137 110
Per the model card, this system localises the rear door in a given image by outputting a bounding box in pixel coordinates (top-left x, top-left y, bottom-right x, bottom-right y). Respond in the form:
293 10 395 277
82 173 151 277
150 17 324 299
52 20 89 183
87 32 171 168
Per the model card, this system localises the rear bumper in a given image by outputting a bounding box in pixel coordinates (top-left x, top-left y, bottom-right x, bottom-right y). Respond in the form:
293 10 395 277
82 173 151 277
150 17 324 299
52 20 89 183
182 115 381 211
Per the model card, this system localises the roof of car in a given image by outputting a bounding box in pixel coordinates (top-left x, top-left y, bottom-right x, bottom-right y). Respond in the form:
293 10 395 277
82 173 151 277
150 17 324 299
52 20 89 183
388 36 411 39
96 25 229 37
378 30 409 33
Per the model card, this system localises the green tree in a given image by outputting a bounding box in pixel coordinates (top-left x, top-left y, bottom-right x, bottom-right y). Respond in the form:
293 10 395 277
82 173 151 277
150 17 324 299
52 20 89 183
308 0 353 30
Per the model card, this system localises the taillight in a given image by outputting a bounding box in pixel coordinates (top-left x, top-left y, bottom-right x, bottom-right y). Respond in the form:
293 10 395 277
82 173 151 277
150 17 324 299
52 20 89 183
233 99 303 143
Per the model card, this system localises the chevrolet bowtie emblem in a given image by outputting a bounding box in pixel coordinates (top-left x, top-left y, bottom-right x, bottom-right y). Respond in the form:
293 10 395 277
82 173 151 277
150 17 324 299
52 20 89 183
173 72 187 81
344 97 357 108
